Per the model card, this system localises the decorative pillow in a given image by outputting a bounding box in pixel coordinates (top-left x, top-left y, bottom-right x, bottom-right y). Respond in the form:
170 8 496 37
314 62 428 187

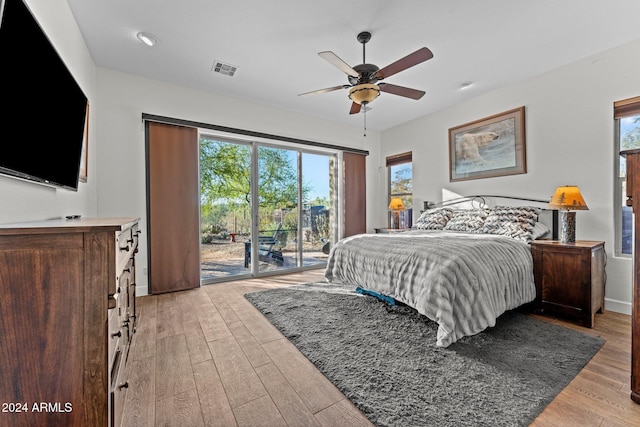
531 221 550 240
443 208 491 233
481 206 541 242
413 208 453 230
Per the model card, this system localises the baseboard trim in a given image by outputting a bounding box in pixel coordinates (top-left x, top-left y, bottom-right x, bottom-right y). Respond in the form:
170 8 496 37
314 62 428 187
604 298 632 315
136 285 149 297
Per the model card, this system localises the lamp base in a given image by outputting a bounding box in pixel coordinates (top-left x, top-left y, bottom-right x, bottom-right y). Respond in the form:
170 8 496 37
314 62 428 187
392 211 400 229
559 210 576 243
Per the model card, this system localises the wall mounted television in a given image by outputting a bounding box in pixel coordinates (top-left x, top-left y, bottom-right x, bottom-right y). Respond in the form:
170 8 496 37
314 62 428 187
0 0 88 191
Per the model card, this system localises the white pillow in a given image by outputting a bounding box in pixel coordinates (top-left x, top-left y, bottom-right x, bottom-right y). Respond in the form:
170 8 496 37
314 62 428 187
531 221 550 240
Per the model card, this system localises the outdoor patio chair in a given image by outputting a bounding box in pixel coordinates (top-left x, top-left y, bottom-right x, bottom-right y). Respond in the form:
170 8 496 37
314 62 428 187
244 223 284 267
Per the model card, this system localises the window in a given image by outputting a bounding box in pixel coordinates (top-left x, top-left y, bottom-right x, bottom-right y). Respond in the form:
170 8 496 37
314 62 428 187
387 152 412 228
615 96 640 256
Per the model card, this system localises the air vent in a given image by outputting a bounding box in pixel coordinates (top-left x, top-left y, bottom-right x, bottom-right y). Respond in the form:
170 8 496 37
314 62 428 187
211 60 237 77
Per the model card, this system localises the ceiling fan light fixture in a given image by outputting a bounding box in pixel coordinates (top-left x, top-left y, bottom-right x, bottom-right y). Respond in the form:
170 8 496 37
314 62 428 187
348 83 380 105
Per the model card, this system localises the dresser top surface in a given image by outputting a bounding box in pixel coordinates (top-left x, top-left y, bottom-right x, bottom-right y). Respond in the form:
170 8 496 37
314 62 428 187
0 217 139 235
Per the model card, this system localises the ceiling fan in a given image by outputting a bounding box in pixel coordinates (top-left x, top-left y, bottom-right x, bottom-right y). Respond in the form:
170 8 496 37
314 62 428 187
299 31 433 115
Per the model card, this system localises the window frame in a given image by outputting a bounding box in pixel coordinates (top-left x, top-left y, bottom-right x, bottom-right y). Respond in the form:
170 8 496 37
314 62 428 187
614 96 640 257
386 151 413 229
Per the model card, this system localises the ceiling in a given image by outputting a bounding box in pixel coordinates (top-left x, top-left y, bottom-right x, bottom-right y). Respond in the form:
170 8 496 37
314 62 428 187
66 0 640 132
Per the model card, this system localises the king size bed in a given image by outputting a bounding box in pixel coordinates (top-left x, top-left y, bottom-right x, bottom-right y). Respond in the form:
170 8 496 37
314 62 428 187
325 197 556 347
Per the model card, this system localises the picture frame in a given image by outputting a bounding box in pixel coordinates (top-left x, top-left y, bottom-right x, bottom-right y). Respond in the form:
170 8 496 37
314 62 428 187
449 106 526 182
79 101 90 183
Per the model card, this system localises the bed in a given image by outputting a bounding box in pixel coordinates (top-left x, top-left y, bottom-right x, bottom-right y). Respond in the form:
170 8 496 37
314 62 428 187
325 198 555 347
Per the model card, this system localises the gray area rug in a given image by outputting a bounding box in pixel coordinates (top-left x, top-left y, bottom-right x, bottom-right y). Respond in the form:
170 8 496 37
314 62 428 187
245 282 605 427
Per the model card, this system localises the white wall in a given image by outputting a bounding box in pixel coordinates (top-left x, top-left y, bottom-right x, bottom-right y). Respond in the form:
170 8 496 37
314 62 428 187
0 1 381 297
380 38 640 314
0 0 97 223
4 1 638 312
94 68 381 295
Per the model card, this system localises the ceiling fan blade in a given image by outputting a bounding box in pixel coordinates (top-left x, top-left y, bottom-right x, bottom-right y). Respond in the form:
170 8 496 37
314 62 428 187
379 83 426 100
318 51 360 78
375 47 433 80
298 85 350 96
349 102 361 115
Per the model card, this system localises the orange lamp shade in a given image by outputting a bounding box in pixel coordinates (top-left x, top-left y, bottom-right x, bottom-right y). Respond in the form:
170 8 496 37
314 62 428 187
548 186 589 211
388 197 405 211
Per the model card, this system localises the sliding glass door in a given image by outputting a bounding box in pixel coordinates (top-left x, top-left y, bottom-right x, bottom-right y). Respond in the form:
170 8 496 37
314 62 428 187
199 135 337 283
199 138 252 281
257 146 299 273
301 152 335 267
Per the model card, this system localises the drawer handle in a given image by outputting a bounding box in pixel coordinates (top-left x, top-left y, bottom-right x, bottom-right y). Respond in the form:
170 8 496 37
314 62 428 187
118 382 129 390
123 268 131 273
111 331 121 338
127 238 134 244
108 294 116 310
119 245 130 252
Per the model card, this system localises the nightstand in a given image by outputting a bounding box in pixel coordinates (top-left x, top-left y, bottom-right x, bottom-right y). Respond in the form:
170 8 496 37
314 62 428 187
374 228 411 234
530 240 606 328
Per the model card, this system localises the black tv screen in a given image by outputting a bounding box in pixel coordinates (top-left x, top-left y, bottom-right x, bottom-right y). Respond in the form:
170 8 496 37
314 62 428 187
0 0 88 191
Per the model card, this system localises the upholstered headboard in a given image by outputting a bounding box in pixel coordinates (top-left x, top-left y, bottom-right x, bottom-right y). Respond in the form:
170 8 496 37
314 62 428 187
422 195 558 240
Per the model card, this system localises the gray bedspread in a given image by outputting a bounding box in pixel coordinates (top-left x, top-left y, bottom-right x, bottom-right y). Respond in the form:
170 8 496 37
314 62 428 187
324 230 536 347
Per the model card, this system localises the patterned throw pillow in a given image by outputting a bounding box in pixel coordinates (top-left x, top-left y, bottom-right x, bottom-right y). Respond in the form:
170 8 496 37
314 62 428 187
413 208 453 230
443 209 491 233
481 206 541 242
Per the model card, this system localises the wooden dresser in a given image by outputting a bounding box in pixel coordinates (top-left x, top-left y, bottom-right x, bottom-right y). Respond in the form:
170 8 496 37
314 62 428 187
0 217 140 426
622 149 640 404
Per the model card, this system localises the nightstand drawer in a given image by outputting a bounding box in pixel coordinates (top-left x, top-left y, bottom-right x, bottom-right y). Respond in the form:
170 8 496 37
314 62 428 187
531 240 606 327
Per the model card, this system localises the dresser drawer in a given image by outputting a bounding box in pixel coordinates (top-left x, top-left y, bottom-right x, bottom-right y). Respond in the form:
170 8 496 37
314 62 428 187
107 307 119 367
109 348 129 427
116 226 137 277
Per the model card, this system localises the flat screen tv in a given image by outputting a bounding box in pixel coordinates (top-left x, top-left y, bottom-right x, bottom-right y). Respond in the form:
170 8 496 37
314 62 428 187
0 0 88 191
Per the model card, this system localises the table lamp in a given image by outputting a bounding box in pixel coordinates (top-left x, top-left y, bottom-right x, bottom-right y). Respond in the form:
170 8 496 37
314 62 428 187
388 197 405 229
547 185 589 243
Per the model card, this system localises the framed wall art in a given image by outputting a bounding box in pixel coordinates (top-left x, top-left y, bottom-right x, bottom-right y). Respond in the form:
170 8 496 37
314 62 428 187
449 106 526 182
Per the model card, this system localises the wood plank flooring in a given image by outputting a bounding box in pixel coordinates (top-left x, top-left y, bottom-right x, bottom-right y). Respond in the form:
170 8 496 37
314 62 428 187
122 269 640 426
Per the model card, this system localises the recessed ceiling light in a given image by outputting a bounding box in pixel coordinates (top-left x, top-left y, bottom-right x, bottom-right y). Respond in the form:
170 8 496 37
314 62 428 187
136 32 157 47
458 81 473 90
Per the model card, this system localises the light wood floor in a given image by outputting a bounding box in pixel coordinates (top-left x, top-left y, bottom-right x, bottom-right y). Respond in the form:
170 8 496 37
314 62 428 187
122 269 640 426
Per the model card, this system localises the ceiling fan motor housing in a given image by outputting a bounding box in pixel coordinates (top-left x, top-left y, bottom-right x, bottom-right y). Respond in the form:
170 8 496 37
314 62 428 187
349 63 380 85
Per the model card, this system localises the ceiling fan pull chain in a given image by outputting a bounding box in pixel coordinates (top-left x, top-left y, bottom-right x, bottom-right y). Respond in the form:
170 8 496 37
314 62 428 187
363 109 367 137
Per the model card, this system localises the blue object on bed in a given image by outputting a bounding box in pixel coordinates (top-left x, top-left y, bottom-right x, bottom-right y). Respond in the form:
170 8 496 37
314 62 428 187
355 287 396 305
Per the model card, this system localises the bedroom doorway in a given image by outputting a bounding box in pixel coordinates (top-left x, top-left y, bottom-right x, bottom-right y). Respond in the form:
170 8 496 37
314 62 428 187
199 135 337 283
